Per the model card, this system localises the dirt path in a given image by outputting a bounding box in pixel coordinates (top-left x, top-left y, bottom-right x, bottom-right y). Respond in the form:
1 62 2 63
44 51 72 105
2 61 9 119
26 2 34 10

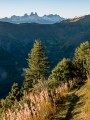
51 92 79 120
64 94 79 120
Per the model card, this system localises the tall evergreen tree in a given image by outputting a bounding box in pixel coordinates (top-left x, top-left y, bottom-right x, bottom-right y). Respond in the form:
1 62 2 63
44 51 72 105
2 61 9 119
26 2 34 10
73 41 90 79
23 40 49 92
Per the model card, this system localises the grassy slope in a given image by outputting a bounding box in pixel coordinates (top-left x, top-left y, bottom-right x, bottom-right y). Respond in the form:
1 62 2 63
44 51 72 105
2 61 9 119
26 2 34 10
72 79 90 120
53 79 90 120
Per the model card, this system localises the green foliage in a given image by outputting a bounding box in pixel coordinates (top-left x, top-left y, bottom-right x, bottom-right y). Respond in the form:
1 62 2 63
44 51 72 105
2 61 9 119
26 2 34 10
74 41 90 79
47 79 60 89
0 83 21 116
33 80 48 93
23 40 49 92
7 83 20 100
49 58 73 83
5 83 21 107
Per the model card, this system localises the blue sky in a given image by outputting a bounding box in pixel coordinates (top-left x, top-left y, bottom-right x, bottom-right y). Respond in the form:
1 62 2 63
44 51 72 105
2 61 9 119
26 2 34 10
0 0 90 18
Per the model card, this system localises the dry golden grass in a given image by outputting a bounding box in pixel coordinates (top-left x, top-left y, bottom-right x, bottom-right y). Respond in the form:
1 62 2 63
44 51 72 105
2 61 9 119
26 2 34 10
70 16 84 22
1 83 69 120
2 79 90 120
72 79 90 120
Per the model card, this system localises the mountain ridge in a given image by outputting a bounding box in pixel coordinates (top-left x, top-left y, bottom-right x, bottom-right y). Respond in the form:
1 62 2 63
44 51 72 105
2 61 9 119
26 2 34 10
0 12 65 24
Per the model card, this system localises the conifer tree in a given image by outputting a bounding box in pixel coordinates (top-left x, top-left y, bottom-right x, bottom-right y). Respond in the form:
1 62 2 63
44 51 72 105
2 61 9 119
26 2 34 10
74 41 90 79
49 58 73 83
4 83 20 107
6 83 20 101
23 40 49 92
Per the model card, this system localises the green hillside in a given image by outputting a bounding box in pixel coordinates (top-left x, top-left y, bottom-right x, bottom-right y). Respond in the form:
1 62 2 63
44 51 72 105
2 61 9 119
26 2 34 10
0 15 90 97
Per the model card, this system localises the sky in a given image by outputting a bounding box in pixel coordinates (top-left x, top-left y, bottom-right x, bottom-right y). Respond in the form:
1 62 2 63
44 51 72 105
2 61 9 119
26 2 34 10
0 0 90 18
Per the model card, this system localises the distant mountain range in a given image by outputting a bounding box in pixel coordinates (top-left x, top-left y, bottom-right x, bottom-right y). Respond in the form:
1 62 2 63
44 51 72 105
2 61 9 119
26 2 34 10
0 12 65 24
0 14 90 98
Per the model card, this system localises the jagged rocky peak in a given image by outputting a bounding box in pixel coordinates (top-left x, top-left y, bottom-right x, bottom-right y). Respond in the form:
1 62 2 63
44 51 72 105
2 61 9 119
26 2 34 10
0 12 65 24
30 12 38 16
24 13 28 17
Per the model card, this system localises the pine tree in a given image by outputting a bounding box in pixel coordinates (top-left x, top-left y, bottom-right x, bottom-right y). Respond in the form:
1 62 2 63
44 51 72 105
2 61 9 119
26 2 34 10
5 83 21 107
49 58 73 83
23 40 49 92
74 41 90 79
7 83 20 100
